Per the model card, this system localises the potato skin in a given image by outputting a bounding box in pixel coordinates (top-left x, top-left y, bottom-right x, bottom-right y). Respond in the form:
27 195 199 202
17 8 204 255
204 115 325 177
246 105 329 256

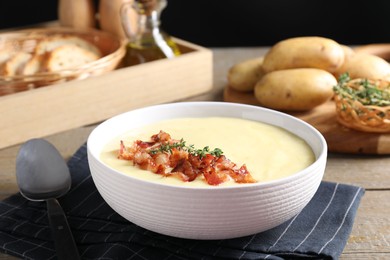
254 68 337 111
228 57 265 92
262 36 344 73
335 53 390 80
340 44 355 60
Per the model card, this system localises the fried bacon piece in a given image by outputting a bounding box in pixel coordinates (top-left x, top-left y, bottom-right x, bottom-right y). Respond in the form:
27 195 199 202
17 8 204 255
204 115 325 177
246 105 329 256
118 130 257 185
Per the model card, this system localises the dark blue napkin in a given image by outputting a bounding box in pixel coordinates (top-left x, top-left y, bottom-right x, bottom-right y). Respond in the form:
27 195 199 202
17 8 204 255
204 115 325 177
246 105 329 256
0 144 364 260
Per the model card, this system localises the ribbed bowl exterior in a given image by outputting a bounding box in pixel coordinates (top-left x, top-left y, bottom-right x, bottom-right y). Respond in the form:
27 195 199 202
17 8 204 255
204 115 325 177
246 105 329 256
87 102 327 240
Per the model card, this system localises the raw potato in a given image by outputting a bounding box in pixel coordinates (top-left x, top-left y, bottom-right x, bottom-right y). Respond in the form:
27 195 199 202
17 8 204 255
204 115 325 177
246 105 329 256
262 36 345 73
228 57 265 92
335 53 390 80
340 44 355 62
354 43 390 61
254 68 337 111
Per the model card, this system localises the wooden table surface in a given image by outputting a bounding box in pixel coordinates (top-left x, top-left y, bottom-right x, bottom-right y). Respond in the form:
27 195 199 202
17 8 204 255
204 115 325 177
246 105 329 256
1 47 390 259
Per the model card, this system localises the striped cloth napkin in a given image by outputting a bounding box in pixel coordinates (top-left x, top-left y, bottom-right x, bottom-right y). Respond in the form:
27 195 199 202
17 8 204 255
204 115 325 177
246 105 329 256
0 144 364 260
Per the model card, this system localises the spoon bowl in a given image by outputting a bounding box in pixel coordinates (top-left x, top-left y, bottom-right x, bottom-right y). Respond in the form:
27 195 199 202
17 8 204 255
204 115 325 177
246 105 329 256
16 139 71 201
16 138 80 260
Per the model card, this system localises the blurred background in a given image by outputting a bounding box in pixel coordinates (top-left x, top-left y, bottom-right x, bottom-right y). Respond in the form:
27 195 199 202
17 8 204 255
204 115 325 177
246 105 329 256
1 0 390 47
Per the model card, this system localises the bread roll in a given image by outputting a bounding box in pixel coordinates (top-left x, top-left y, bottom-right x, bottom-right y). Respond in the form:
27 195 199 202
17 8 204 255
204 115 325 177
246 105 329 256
1 52 32 76
44 45 100 72
35 36 102 57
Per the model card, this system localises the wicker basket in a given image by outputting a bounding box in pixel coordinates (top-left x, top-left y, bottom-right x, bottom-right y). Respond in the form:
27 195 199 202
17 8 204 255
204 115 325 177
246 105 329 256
0 27 126 96
334 78 390 133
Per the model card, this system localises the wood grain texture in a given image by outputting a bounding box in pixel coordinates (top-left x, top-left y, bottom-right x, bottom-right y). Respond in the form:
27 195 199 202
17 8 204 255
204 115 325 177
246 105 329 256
1 46 390 259
1 117 390 259
341 191 390 257
323 153 390 190
0 39 213 150
224 86 390 154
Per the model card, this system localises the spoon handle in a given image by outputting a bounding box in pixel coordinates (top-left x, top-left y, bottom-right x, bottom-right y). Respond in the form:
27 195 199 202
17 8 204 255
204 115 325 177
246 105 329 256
47 198 80 260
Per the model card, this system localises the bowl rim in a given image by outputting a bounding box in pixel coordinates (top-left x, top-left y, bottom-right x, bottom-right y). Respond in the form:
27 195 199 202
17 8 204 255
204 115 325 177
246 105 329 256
87 101 327 190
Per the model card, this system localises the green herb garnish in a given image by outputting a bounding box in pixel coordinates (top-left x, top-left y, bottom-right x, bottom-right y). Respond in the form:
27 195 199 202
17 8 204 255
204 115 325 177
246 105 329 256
333 73 390 106
150 139 223 159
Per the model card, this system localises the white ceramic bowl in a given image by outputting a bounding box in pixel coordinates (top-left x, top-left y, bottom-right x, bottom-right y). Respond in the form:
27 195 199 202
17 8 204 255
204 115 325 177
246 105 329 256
87 102 327 240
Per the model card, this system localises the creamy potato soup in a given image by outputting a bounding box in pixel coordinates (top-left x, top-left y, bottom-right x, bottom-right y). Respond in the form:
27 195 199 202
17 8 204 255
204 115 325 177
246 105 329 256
100 117 315 187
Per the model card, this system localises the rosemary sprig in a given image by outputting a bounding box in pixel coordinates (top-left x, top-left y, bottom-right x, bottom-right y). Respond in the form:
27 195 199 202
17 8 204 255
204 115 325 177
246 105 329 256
149 139 223 158
333 73 390 106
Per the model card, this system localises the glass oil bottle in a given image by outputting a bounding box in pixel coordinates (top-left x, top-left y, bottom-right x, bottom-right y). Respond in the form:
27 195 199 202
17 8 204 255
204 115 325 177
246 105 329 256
120 0 181 66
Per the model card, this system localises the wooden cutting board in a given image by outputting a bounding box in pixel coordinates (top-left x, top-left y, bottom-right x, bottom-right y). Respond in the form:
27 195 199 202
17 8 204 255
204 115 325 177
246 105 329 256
224 86 390 154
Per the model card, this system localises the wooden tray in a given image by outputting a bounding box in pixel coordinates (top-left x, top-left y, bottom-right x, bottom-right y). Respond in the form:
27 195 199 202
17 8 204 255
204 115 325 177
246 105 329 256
0 39 213 149
224 86 390 154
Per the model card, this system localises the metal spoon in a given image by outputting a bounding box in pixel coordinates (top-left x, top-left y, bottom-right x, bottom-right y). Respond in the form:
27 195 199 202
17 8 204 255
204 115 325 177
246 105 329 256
16 139 80 260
